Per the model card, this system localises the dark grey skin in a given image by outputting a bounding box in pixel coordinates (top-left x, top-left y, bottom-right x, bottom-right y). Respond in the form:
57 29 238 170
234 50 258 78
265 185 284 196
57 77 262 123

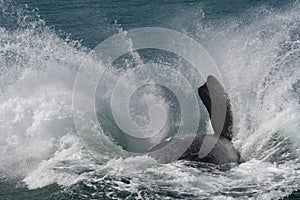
148 75 241 165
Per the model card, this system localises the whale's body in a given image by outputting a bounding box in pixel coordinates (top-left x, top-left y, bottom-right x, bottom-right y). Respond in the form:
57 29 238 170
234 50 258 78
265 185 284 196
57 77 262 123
148 75 241 164
148 134 240 164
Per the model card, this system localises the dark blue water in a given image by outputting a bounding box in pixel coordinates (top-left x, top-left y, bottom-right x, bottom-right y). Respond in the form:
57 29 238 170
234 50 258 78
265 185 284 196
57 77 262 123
0 0 299 199
9 0 294 48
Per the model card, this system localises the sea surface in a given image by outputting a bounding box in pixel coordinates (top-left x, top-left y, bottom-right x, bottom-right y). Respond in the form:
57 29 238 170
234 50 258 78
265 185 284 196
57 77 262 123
0 0 300 199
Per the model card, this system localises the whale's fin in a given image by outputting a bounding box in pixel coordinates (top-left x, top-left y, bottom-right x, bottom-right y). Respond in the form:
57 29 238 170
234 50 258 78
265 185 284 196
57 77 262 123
198 75 233 141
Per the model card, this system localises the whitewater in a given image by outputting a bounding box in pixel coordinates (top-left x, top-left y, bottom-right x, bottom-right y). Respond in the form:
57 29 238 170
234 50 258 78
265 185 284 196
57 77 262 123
0 0 299 199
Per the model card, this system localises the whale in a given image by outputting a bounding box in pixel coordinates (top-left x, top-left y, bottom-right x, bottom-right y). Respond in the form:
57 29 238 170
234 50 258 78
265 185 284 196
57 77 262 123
147 75 241 165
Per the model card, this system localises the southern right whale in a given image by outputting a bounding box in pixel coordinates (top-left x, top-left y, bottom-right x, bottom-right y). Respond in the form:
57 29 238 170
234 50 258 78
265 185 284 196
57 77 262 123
148 75 241 165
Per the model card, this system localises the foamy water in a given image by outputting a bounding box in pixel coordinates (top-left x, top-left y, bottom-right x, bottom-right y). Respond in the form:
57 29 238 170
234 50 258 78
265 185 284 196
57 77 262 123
0 0 299 199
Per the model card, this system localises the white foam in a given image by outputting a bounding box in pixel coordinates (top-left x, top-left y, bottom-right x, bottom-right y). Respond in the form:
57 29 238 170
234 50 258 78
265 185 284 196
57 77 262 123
0 1 299 199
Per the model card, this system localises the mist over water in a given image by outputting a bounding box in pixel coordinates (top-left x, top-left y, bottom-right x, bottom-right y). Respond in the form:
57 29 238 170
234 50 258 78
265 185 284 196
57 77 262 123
0 0 299 199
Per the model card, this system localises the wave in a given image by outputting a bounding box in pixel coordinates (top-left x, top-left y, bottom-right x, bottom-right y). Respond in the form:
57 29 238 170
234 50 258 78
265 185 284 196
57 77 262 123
0 0 299 199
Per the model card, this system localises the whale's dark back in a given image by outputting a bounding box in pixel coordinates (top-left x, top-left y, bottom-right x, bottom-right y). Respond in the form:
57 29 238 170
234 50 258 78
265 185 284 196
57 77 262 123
148 75 240 165
177 76 239 164
178 134 240 164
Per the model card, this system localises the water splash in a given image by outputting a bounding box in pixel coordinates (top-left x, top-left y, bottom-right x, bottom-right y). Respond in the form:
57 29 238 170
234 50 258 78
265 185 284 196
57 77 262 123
0 1 299 199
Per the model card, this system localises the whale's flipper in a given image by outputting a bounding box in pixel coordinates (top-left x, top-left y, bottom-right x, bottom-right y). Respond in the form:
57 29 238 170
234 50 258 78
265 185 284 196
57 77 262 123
198 76 233 141
147 75 240 165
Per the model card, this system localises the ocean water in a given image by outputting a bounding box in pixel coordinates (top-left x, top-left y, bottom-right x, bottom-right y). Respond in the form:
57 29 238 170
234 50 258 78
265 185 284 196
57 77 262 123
0 0 300 199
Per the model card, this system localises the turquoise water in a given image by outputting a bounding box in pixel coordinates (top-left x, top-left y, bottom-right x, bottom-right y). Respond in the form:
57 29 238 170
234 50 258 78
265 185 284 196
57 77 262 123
1 0 300 199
